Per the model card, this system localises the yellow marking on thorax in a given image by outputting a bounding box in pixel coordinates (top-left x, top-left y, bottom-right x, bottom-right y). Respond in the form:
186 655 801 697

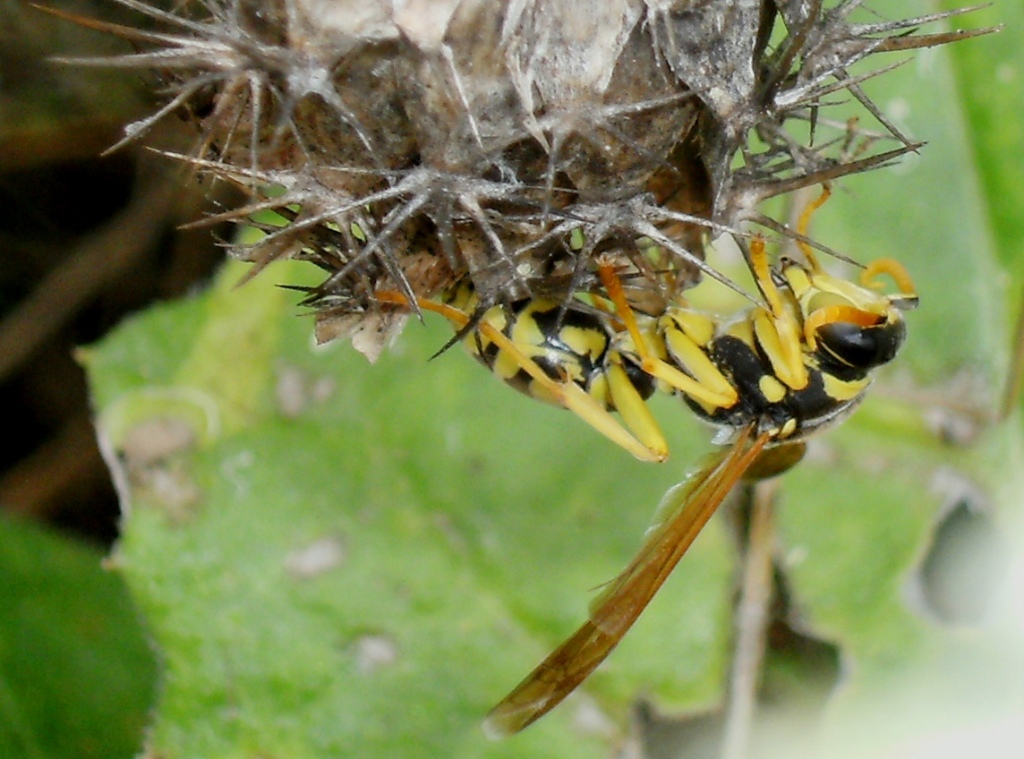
758 374 788 403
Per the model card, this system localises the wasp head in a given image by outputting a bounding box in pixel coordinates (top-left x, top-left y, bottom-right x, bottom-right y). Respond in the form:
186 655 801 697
782 258 917 375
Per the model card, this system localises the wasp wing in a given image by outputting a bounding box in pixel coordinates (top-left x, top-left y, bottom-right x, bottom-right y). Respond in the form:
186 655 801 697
484 427 770 737
587 427 768 636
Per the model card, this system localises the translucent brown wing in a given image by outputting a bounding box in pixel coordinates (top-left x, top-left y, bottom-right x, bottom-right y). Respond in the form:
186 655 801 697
484 426 770 737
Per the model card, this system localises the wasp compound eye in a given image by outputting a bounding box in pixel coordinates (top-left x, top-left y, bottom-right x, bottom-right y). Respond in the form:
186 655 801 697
817 318 906 370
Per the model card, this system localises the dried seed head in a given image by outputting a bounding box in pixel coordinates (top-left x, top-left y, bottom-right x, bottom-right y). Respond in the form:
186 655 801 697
54 0 992 357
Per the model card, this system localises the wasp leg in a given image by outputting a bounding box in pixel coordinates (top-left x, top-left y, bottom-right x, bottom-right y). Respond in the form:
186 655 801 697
596 264 739 410
795 185 920 308
749 236 810 391
603 361 670 458
861 257 919 303
795 185 831 272
375 291 668 462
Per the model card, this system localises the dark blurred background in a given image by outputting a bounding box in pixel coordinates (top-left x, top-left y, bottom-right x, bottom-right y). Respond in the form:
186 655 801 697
0 0 236 544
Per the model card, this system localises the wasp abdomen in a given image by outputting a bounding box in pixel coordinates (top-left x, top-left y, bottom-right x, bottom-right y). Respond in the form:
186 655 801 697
467 299 616 406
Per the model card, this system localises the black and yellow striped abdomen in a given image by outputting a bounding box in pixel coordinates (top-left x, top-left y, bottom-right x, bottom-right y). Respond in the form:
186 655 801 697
452 290 658 410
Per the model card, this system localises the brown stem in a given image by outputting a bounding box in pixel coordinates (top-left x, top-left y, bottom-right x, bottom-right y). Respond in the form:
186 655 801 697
720 478 779 759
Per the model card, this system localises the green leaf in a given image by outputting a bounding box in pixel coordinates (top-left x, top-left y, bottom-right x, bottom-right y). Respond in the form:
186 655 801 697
84 260 733 757
941 1 1024 282
0 516 156 759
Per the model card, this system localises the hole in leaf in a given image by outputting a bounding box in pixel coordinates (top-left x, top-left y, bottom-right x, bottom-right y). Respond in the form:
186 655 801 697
760 616 841 714
918 499 1009 625
635 701 723 759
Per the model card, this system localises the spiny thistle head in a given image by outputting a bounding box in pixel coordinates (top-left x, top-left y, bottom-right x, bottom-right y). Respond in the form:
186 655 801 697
55 0 990 359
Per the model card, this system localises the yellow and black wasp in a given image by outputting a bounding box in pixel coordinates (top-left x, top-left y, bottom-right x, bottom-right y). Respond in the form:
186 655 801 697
375 187 918 735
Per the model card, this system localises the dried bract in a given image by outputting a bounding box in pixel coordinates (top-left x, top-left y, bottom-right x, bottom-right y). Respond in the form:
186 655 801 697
49 0 991 358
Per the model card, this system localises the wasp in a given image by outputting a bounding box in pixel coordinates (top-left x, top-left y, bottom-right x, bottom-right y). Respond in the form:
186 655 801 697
374 188 918 735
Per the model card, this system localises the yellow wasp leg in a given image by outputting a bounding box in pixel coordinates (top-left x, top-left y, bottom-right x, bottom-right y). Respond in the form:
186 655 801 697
659 319 741 407
596 264 738 409
749 238 809 390
861 257 919 302
604 361 669 460
374 291 668 463
795 185 830 272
